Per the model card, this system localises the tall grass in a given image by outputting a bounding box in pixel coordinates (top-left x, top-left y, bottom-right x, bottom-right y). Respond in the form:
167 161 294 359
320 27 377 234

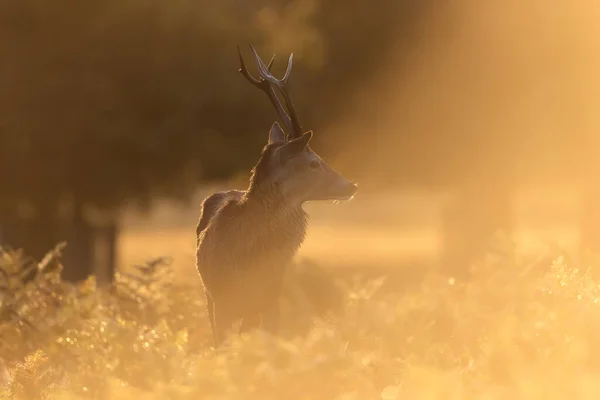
1 239 599 399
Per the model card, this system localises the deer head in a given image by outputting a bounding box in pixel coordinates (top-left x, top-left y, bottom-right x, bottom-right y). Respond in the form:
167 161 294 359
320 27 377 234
238 44 357 205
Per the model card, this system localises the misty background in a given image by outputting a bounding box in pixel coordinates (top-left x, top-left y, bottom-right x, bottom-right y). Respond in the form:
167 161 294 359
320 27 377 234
1 0 599 283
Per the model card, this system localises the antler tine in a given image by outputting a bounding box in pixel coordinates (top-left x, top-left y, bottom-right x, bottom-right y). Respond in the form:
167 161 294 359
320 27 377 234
237 45 275 83
237 45 295 139
249 45 303 139
267 54 275 71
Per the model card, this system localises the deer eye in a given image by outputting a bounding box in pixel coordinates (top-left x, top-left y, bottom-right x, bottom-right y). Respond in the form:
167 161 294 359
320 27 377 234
309 160 320 170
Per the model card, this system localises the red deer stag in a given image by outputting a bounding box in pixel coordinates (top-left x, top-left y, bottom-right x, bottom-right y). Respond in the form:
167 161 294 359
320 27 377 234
196 45 357 348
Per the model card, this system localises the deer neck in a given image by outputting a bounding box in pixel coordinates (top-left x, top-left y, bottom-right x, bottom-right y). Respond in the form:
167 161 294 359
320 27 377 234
242 183 307 229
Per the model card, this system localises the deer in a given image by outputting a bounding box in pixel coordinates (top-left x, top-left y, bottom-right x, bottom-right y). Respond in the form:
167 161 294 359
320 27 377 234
196 44 357 348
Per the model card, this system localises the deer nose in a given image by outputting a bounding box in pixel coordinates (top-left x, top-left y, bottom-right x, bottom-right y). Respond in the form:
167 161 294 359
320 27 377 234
340 181 358 197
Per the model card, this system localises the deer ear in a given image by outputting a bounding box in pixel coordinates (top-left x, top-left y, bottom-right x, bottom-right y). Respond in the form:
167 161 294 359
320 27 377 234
268 122 286 144
279 131 313 163
286 131 312 150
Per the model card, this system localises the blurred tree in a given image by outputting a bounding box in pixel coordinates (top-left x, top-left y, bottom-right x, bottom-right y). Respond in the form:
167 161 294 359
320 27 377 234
579 132 600 259
0 0 428 282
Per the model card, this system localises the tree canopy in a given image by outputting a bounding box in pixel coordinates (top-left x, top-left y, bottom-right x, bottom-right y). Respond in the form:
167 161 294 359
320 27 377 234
0 0 429 279
0 0 427 211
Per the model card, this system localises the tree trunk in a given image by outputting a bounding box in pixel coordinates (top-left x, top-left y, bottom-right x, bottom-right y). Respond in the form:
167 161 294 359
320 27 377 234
441 179 514 279
579 132 600 264
0 207 27 250
0 202 59 261
95 220 119 287
580 185 600 255
60 201 95 283
0 201 65 284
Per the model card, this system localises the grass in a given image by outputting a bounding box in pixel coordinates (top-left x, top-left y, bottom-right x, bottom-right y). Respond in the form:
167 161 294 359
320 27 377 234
2 236 600 399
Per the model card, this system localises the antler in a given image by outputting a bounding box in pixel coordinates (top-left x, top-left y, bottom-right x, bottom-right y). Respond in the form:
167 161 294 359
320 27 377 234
237 44 303 139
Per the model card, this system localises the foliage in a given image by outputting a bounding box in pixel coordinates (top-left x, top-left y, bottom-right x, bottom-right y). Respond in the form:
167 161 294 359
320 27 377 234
0 0 426 210
4 239 600 399
0 0 428 278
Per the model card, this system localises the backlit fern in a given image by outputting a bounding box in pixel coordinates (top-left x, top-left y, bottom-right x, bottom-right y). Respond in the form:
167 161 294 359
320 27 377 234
2 238 600 399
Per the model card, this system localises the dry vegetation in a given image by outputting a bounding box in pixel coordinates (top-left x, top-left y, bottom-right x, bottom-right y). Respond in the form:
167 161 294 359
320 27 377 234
1 235 599 399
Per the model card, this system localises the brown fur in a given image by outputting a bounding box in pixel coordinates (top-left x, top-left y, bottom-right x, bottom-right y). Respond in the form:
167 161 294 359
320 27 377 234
196 50 357 346
196 142 309 347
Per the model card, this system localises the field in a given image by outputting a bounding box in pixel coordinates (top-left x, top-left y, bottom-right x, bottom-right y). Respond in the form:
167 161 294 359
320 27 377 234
119 186 582 276
1 187 596 399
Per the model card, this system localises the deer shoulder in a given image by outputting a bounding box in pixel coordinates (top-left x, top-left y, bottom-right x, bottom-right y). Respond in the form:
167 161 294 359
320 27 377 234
196 190 245 238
